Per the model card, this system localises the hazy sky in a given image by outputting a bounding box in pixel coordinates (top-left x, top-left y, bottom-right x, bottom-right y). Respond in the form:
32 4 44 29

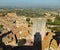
0 0 60 8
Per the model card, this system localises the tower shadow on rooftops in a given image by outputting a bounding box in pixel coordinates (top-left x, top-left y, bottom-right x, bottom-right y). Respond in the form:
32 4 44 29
0 31 42 50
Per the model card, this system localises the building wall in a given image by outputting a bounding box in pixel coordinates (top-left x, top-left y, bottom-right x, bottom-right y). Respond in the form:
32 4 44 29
32 18 46 40
2 33 17 46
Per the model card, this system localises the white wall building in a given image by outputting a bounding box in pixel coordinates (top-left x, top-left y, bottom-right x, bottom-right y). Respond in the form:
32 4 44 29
32 18 46 40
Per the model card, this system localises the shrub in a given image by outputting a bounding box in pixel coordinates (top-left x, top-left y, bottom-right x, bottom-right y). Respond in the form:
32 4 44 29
18 39 26 46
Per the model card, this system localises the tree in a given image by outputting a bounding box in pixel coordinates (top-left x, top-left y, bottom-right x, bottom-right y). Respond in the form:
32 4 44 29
26 18 30 22
56 16 60 21
18 39 26 46
2 13 7 16
26 18 30 24
46 19 52 25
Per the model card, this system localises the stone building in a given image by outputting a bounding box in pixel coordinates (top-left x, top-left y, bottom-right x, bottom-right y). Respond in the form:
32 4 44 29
2 31 17 46
32 18 46 40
